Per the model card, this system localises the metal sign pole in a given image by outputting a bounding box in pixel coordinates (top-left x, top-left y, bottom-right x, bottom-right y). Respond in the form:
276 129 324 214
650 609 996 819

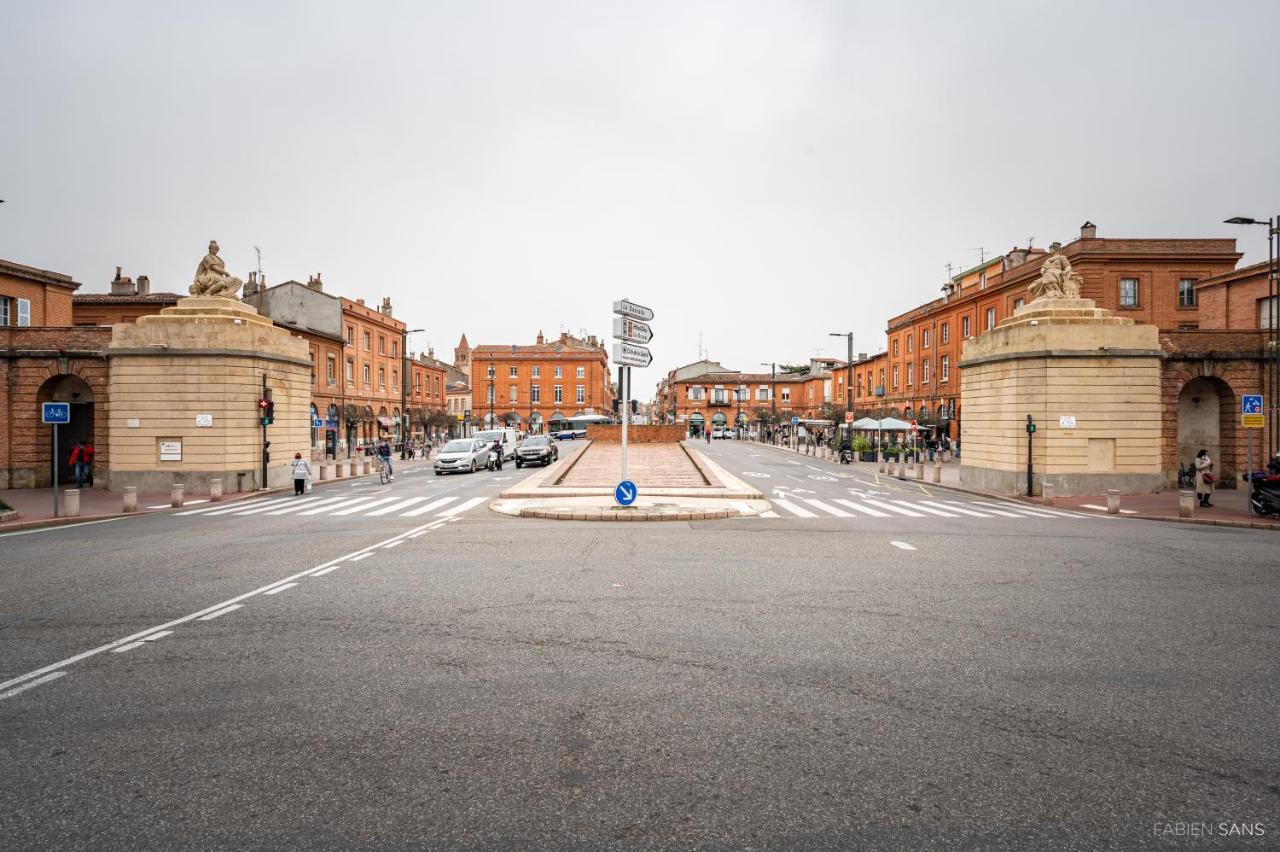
621 366 629 481
53 422 60 518
1247 429 1254 517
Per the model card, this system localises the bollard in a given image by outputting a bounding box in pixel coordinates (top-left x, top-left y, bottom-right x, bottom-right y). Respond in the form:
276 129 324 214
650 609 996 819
932 460 941 484
63 488 80 518
171 482 185 508
1106 489 1120 515
340 460 351 478
319 464 333 481
123 486 137 513
210 478 223 502
896 459 905 478
915 461 924 480
878 453 886 474
1179 491 1195 518
1041 483 1054 505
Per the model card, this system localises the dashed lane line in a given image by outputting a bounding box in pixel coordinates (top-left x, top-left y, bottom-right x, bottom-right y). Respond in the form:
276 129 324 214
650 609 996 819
263 582 298 596
891 541 917 551
0 671 66 700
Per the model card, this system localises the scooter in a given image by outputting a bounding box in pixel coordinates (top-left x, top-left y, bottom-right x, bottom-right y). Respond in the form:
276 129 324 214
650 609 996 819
838 446 854 464
1245 471 1280 517
487 443 504 472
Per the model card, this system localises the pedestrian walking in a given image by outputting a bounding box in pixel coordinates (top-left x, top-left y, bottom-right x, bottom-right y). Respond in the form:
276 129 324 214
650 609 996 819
292 452 312 495
83 441 94 485
70 441 87 488
1194 448 1215 508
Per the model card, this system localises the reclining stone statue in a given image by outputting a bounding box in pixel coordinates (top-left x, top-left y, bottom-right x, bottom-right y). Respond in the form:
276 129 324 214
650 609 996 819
1027 241 1084 301
190 240 243 298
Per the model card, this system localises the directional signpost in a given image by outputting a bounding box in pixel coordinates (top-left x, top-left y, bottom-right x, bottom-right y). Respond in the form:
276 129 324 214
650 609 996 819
1243 395 1265 512
42 402 71 517
613 298 655 503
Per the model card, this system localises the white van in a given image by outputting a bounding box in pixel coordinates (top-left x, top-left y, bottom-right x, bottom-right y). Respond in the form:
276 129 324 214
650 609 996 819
474 428 520 461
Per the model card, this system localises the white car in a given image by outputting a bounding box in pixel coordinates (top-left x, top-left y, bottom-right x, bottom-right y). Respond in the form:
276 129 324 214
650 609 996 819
433 438 492 475
711 427 726 439
474 428 520 461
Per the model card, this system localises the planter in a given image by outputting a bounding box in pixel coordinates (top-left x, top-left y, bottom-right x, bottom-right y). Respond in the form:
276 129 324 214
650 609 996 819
859 452 877 463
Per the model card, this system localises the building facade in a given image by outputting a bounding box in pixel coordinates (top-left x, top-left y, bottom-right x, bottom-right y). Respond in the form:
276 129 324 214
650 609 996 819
71 268 182 326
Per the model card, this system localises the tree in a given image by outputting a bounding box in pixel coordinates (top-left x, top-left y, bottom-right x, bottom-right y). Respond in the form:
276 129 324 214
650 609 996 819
777 363 810 376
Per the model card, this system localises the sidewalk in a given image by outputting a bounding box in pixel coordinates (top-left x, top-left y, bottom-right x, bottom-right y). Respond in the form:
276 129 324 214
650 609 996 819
0 456 439 533
742 437 1280 531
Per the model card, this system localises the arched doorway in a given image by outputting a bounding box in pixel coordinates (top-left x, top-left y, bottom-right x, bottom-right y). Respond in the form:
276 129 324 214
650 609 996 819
37 374 95 485
688 412 705 436
1177 376 1233 476
529 412 544 434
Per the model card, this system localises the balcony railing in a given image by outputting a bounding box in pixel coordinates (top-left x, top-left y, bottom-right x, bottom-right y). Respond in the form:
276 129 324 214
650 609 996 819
707 398 733 406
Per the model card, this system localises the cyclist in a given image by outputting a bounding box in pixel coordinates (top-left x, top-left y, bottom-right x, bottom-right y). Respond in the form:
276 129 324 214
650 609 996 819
376 438 394 481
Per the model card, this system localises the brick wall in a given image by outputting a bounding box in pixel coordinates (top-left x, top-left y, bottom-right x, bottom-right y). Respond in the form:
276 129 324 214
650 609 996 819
587 424 686 443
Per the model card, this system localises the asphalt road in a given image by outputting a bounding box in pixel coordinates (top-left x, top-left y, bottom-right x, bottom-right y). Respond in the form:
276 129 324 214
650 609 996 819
1 438 1277 849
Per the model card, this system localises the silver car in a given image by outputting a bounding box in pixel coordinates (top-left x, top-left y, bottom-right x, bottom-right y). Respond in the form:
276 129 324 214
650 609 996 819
433 438 492 475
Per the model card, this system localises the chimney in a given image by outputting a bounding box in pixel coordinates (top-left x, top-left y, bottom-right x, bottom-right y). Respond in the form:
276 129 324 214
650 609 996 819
1080 221 1097 239
356 298 365 306
587 335 597 348
111 266 135 296
536 330 545 345
244 271 259 297
380 296 393 317
136 275 150 295
1007 246 1029 268
857 352 867 362
307 273 323 292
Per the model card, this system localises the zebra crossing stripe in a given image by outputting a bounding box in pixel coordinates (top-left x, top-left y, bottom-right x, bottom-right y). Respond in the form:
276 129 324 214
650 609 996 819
969 500 1063 519
298 496 381 516
401 496 458 517
833 499 891 517
190 496 297 516
365 496 430 516
234 496 330 516
331 495 402 516
266 496 351 515
919 500 989 517
861 499 926 518
438 496 486 517
902 502 959 518
771 499 817 518
803 498 853 518
946 500 1020 518
760 510 780 518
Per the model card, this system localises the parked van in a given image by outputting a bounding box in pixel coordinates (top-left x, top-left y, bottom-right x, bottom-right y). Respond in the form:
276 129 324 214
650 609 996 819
474 428 520 461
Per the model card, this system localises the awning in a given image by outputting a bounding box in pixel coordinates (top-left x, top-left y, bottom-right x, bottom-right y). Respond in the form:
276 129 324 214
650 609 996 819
377 416 396 427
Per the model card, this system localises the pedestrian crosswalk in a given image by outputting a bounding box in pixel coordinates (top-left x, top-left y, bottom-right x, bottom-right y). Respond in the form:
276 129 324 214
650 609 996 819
746 496 1088 522
174 492 490 521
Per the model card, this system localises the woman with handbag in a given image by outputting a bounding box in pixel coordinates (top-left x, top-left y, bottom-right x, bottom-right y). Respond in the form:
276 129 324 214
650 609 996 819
292 452 313 496
1194 448 1215 508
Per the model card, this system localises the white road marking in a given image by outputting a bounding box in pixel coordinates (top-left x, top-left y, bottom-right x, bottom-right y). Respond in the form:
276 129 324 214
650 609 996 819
807 475 837 481
741 471 771 478
946 500 1020 518
143 630 173 641
1079 503 1138 514
365 496 430 516
919 500 989 517
265 496 351 515
891 541 917 551
0 518 126 538
438 496 486 517
970 500 1060 518
350 552 373 562
111 642 145 653
198 604 244 621
833 499 891 517
196 497 297 516
311 565 341 576
0 671 66 701
401 497 458 517
0 521 443 697
296 496 379 516
902 502 959 518
263 582 298 595
805 465 824 471
803 499 853 518
331 495 401 516
760 510 780 518
862 499 926 518
148 499 208 509
771 499 817 518
383 540 404 548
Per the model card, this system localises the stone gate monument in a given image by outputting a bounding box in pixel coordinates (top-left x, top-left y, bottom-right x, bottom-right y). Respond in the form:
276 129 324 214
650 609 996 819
959 244 1164 497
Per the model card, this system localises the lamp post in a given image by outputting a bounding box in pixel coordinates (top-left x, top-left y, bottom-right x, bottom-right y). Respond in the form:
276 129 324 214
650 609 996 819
487 359 495 429
760 362 776 442
1225 215 1279 458
400 327 424 459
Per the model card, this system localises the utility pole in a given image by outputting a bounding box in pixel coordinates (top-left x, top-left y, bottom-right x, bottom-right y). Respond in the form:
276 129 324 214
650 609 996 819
261 373 269 490
401 328 423 459
830 332 854 417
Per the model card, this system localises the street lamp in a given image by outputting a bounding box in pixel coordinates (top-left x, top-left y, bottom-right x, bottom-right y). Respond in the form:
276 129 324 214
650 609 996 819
400 328 424 459
1225 214 1279 458
760 362 776 443
487 359 495 429
829 331 854 423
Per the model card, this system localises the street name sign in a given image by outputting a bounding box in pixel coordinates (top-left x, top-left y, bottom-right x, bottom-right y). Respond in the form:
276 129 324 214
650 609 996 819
612 316 653 344
612 299 654 322
612 341 652 368
41 402 70 424
1242 394 1263 415
614 479 637 506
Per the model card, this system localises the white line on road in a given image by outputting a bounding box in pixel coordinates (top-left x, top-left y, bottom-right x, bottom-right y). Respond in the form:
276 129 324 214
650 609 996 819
198 604 244 621
195 497 297 516
148 499 208 509
401 496 458 517
111 642 145 653
969 500 1060 518
0 517 126 538
803 498 853 518
901 502 959 518
861 499 926 518
0 671 66 701
143 630 173 641
946 500 1021 518
1079 503 1138 514
263 583 298 595
771 499 817 518
265 496 351 516
833 499 891 518
350 553 373 562
437 496 485 517
331 495 401 516
311 565 341 576
365 496 429 516
383 540 404 548
891 541 917 551
919 500 989 518
760 510 780 518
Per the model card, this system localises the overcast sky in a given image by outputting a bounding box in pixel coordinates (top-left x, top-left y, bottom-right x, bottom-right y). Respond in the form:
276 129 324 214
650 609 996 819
3 1 1278 397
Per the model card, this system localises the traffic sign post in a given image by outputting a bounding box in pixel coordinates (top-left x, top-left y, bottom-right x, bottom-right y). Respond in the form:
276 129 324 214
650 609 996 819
611 341 652 368
613 298 656 489
612 317 653 345
42 402 71 518
614 479 637 507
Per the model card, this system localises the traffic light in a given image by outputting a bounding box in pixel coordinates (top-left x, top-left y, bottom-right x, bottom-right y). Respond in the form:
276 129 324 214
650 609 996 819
259 398 275 426
630 399 638 415
612 398 621 414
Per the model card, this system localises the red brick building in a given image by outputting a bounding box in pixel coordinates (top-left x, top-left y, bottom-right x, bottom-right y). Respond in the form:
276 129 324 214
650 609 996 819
72 267 182 326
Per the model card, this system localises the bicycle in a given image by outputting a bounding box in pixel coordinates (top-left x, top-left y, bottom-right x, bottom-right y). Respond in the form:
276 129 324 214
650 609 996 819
378 457 392 485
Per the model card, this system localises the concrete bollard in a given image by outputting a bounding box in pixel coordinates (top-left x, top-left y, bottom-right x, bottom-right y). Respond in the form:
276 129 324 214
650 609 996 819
1106 489 1120 515
1179 491 1195 518
320 464 333 481
896 459 905 478
171 483 185 508
123 486 137 513
1041 483 1054 505
932 460 941 484
915 461 924 480
878 453 886 474
210 478 223 502
340 460 351 478
63 488 80 518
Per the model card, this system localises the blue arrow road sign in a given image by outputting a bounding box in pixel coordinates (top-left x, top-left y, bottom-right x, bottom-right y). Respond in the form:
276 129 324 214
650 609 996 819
1242 394 1263 415
614 479 637 506
791 416 800 425
41 402 71 424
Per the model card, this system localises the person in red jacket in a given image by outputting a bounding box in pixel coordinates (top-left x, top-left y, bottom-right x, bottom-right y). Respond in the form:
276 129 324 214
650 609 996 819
70 441 87 488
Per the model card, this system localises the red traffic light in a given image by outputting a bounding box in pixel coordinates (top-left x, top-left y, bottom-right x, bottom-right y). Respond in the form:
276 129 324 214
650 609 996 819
258 398 269 409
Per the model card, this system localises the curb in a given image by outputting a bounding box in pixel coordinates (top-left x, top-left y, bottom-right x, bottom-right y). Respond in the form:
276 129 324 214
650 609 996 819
518 507 738 522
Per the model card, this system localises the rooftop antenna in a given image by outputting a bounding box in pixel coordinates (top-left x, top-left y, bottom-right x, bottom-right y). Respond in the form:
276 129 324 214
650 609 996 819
254 246 262 280
945 262 957 280
1028 237 1035 250
697 331 705 360
968 246 986 266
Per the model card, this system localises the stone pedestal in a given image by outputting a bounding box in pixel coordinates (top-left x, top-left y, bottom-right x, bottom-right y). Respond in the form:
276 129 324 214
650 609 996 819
106 297 311 493
959 298 1163 497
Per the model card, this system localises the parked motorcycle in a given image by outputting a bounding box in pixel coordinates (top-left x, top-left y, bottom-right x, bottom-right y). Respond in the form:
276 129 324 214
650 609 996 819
1245 471 1280 517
